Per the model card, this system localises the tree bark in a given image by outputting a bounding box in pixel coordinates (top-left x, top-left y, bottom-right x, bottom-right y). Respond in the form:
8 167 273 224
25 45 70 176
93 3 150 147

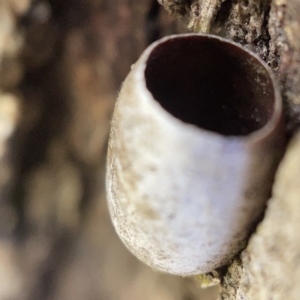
1 0 299 299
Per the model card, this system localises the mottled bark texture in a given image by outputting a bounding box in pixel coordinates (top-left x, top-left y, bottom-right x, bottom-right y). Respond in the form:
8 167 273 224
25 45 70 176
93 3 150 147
159 0 300 299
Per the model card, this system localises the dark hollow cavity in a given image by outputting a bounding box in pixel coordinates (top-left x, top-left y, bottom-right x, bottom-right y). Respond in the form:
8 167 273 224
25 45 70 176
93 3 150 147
145 36 275 136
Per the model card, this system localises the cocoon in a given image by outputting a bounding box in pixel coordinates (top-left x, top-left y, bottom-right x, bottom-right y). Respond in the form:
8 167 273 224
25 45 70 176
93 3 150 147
106 34 284 275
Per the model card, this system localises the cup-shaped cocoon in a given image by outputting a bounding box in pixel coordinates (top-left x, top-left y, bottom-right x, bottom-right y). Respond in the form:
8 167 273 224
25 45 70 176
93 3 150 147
106 34 284 276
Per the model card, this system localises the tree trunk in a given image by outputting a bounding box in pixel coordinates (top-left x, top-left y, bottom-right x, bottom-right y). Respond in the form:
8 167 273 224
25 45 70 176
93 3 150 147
1 0 299 299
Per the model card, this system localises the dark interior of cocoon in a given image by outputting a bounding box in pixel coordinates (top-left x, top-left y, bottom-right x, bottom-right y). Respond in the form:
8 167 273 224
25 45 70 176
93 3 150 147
145 36 275 136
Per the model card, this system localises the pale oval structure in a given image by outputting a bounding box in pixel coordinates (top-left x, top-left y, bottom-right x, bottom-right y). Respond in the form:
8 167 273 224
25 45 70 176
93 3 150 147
106 34 284 275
